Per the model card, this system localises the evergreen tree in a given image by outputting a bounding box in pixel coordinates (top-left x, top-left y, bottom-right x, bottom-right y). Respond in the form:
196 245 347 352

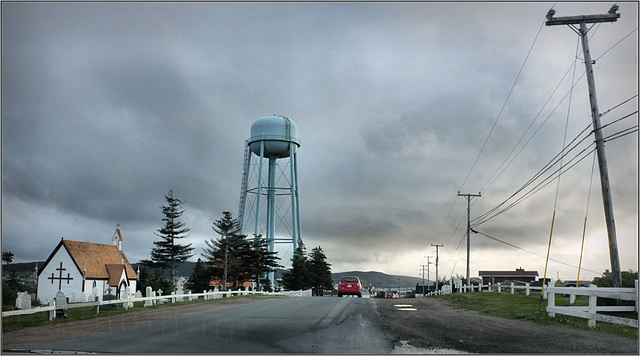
136 266 149 291
308 246 333 296
249 236 282 292
187 258 212 292
2 251 14 264
594 269 637 288
147 269 172 293
281 244 312 290
204 212 252 290
142 189 194 291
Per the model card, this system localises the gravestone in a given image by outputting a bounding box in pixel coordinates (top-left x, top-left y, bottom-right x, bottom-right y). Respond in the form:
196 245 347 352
135 290 143 299
102 292 117 310
94 296 100 314
176 287 184 302
48 298 56 321
124 287 133 309
55 290 68 318
157 289 165 304
15 291 31 309
144 286 153 307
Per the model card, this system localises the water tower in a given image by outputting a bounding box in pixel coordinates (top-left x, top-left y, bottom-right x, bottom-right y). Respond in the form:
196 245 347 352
238 115 302 287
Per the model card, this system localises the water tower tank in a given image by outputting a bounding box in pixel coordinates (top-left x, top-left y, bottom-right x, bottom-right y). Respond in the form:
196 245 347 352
248 116 300 158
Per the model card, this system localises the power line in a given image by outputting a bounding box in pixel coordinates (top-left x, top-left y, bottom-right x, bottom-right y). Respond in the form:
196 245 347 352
473 123 594 226
479 45 637 198
473 144 596 227
473 229 601 274
480 68 588 195
599 95 638 119
594 27 638 62
474 108 637 228
603 123 638 142
459 17 546 192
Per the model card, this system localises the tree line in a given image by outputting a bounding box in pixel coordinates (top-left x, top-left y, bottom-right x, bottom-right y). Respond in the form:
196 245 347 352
139 190 333 295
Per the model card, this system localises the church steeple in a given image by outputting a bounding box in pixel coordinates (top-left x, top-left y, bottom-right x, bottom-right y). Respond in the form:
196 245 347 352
112 224 123 251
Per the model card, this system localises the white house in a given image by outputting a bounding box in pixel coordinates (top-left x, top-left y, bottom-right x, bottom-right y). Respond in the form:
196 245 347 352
37 228 138 303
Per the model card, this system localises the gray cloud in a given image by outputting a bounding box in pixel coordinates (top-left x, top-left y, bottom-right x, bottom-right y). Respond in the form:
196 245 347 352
2 2 637 281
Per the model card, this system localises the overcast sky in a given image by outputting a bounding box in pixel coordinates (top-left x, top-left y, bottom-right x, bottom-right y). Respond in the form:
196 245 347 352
2 2 637 283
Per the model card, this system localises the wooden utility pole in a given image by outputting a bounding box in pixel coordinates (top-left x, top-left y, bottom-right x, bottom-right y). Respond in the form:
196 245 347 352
545 5 622 287
458 192 481 287
419 256 431 294
431 243 443 291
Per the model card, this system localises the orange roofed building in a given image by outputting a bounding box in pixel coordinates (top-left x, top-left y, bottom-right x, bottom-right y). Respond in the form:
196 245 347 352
37 228 138 303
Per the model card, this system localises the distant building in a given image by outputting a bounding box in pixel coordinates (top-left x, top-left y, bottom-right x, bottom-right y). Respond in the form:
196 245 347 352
37 228 138 303
209 279 253 289
478 267 539 285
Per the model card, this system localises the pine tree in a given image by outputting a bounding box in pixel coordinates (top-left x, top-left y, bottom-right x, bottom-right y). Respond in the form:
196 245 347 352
308 246 333 296
249 236 282 292
2 251 14 264
137 266 149 291
143 189 194 291
187 258 212 293
281 244 312 291
204 211 252 290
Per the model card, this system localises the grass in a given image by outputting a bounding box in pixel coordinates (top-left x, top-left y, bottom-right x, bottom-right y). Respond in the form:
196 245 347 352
2 294 263 333
434 291 638 340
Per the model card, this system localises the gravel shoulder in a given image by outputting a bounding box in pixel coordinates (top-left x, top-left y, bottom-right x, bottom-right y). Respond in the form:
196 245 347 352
2 296 277 350
375 297 638 354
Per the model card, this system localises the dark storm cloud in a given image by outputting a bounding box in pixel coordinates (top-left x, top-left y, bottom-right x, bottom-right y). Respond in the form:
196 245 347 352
2 2 637 280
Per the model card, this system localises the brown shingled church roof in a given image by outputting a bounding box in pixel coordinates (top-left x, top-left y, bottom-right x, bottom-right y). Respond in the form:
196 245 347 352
42 239 138 282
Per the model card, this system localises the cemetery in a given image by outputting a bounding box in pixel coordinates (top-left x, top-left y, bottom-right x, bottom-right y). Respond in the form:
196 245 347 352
2 285 308 325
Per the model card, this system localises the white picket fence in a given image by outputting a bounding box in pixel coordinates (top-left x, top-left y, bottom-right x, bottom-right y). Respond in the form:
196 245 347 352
546 281 638 328
425 282 546 297
2 288 313 319
424 280 638 329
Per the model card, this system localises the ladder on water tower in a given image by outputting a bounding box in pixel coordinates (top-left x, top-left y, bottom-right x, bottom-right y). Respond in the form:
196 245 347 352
237 140 250 230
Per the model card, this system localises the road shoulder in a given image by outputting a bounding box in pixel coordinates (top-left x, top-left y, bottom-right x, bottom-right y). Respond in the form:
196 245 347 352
375 297 638 354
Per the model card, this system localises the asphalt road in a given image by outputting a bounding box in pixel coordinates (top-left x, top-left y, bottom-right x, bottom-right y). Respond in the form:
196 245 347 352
28 297 397 354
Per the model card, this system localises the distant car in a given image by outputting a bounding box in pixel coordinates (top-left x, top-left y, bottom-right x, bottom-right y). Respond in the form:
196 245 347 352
384 292 398 299
338 276 362 297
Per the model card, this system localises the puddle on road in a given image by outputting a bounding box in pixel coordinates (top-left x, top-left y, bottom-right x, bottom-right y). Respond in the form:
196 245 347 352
393 341 471 354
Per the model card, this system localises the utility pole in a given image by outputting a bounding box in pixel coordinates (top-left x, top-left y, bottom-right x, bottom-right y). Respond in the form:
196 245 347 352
431 243 443 292
545 5 622 287
419 264 426 293
458 192 481 287
420 256 433 293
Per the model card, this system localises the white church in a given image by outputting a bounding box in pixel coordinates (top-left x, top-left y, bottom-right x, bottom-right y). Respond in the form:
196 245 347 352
37 228 138 303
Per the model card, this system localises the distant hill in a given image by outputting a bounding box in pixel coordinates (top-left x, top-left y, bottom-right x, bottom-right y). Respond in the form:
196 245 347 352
2 261 44 274
332 271 427 289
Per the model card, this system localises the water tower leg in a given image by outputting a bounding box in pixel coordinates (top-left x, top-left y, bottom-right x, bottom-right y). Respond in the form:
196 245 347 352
290 142 298 251
267 157 277 287
254 141 265 239
239 142 252 235
294 151 302 247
